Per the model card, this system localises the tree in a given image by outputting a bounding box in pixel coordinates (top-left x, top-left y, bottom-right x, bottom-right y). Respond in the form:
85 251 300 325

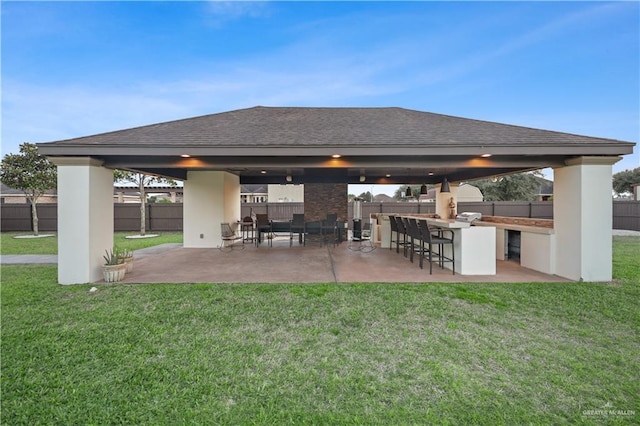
470 171 544 202
0 143 57 235
357 191 373 202
612 167 640 196
113 170 176 236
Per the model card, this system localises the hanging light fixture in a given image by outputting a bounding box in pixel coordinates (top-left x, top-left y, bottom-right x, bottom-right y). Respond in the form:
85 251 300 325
440 177 451 193
420 184 428 195
405 186 413 197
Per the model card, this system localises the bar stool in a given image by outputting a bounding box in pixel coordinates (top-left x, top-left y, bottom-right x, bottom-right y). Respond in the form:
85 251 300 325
418 219 455 274
406 218 424 265
389 215 400 251
396 217 410 257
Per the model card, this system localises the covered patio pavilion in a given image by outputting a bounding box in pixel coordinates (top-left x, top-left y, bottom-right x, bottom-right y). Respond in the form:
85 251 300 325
37 106 634 284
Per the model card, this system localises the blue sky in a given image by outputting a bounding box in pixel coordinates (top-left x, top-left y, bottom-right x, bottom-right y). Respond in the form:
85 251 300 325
2 1 638 195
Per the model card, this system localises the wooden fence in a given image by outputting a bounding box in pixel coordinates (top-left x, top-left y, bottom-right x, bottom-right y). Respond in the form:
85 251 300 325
1 203 183 233
2 201 639 232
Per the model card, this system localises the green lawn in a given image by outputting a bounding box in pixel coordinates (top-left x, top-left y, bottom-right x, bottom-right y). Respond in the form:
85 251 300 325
1 237 638 424
0 232 183 255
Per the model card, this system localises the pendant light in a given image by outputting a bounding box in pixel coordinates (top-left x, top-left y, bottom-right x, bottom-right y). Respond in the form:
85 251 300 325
405 186 413 197
440 178 451 193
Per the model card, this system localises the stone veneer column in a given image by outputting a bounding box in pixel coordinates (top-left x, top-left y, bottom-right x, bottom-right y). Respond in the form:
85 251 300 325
553 156 620 281
303 183 348 221
51 157 114 284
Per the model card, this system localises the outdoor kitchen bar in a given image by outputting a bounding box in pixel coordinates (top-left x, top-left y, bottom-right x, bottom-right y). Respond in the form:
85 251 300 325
378 215 497 275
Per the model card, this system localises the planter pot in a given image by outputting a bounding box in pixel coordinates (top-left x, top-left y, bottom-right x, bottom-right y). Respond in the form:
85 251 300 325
102 263 126 283
119 256 134 273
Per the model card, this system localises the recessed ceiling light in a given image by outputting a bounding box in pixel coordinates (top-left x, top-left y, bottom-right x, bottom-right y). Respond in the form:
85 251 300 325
481 153 492 158
260 170 267 174
428 172 434 176
331 154 342 158
180 154 191 158
385 174 391 178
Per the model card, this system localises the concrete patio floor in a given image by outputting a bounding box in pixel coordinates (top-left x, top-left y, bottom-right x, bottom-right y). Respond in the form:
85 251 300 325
120 237 570 284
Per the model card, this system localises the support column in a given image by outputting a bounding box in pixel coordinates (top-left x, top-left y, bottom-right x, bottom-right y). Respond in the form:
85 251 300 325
553 156 620 281
183 171 240 248
304 183 348 221
51 157 114 284
435 182 459 219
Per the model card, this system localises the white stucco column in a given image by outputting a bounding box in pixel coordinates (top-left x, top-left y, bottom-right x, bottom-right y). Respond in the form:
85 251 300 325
435 182 459 219
51 157 114 284
183 171 241 248
553 156 620 282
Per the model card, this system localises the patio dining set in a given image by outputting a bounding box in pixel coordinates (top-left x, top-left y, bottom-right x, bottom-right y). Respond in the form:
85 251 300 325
220 213 346 250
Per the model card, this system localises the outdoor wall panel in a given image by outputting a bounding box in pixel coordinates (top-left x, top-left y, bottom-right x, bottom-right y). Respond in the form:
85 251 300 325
0 204 32 232
2 201 639 232
613 201 640 231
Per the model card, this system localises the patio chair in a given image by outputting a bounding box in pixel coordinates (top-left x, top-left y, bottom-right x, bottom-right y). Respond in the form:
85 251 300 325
321 213 339 246
290 213 305 246
304 220 324 246
219 222 244 251
347 220 375 253
255 214 272 247
418 219 455 274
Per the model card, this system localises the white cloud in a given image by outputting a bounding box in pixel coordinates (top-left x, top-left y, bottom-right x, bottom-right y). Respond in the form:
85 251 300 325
203 1 271 27
1 81 190 154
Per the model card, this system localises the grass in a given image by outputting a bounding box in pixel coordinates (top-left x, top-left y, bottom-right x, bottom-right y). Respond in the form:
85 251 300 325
1 237 638 424
0 232 183 255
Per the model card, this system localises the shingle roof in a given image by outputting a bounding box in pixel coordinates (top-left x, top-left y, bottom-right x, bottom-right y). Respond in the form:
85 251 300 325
39 106 631 149
36 106 635 184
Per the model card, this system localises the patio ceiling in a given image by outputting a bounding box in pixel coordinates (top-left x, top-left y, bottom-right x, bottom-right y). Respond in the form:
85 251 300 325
37 106 635 184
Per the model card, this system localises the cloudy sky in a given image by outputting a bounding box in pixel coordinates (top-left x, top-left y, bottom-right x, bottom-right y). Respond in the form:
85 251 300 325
2 1 638 195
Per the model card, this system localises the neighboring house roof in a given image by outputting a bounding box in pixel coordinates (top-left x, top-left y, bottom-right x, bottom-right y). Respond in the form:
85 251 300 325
241 184 268 194
114 185 183 193
37 106 635 185
373 194 393 203
1 183 57 196
536 178 554 196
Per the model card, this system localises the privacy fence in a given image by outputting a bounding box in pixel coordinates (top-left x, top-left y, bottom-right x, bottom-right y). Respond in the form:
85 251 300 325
2 201 639 232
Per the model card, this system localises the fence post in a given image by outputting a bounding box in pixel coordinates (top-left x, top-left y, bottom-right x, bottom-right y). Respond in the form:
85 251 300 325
29 201 34 233
146 203 151 232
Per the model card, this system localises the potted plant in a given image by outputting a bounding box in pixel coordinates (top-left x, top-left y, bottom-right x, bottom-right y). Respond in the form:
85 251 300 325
117 247 134 273
102 249 126 283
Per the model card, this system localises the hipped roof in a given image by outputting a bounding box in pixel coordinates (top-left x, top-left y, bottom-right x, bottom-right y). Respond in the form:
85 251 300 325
37 106 635 184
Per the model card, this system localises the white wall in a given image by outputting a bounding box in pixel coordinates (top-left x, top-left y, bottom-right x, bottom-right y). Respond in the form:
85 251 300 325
183 171 240 248
268 184 304 202
53 158 113 284
554 157 619 281
521 232 556 275
456 183 484 202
